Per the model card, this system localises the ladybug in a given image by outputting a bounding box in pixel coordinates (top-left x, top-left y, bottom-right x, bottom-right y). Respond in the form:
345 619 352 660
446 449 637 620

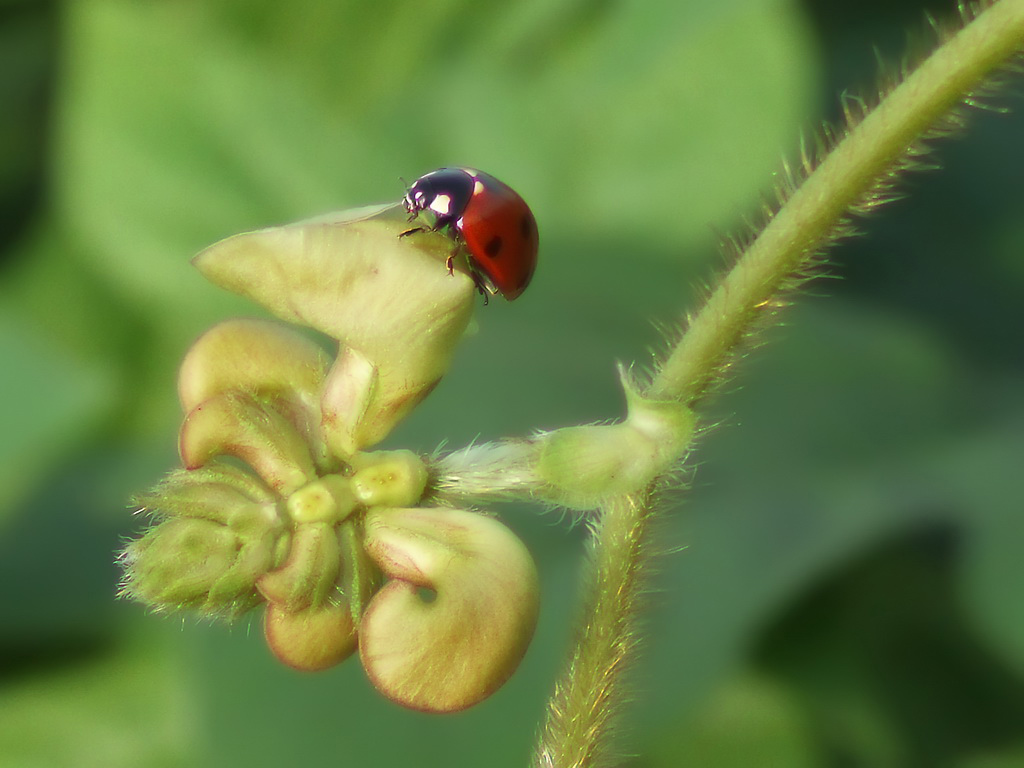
402 167 538 301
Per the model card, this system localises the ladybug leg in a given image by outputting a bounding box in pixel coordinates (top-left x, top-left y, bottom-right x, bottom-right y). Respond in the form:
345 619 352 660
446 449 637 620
445 249 489 303
468 269 491 305
432 213 456 232
400 212 455 239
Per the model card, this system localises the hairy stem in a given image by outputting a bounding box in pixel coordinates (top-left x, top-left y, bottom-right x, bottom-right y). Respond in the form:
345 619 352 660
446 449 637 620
649 0 1024 406
532 493 653 768
534 2 1022 766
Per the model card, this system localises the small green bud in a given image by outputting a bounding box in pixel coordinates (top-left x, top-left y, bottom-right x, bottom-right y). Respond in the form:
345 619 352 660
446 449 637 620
335 519 380 624
121 517 270 615
287 475 357 525
350 450 428 508
121 471 287 616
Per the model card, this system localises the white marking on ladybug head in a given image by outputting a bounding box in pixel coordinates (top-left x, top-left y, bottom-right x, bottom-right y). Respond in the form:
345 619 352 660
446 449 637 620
429 194 453 216
403 190 422 213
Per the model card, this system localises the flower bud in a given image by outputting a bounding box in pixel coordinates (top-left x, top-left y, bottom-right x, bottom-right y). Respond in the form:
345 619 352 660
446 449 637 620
286 474 357 525
350 450 428 508
120 515 272 615
264 601 358 672
179 392 317 496
178 318 330 414
335 519 381 623
120 469 288 616
136 465 278 523
190 460 277 495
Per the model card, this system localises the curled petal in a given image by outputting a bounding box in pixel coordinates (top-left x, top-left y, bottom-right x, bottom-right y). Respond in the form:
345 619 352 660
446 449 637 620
179 392 317 496
359 508 539 712
179 319 333 470
178 318 330 414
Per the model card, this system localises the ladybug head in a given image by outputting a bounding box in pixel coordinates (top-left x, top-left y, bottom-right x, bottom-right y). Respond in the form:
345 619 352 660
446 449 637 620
403 168 476 224
403 180 431 218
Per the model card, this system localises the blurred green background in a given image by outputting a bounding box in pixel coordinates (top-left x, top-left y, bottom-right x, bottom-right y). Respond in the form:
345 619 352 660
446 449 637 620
1 0 1022 765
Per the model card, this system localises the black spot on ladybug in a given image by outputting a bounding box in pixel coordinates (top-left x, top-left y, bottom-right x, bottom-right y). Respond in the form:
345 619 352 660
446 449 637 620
484 236 503 258
520 214 533 240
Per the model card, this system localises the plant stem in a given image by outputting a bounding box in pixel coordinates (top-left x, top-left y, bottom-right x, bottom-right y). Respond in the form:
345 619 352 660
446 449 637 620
534 2 1023 766
532 493 652 768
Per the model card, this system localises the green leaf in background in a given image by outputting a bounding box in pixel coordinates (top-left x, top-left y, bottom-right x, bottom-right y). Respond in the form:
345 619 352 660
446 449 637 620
0 305 113 529
646 672 818 768
56 0 815 316
185 0 817 251
0 633 197 768
958 428 1024 678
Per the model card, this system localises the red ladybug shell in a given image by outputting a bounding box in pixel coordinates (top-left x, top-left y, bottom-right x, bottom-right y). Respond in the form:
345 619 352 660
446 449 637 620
403 167 538 300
